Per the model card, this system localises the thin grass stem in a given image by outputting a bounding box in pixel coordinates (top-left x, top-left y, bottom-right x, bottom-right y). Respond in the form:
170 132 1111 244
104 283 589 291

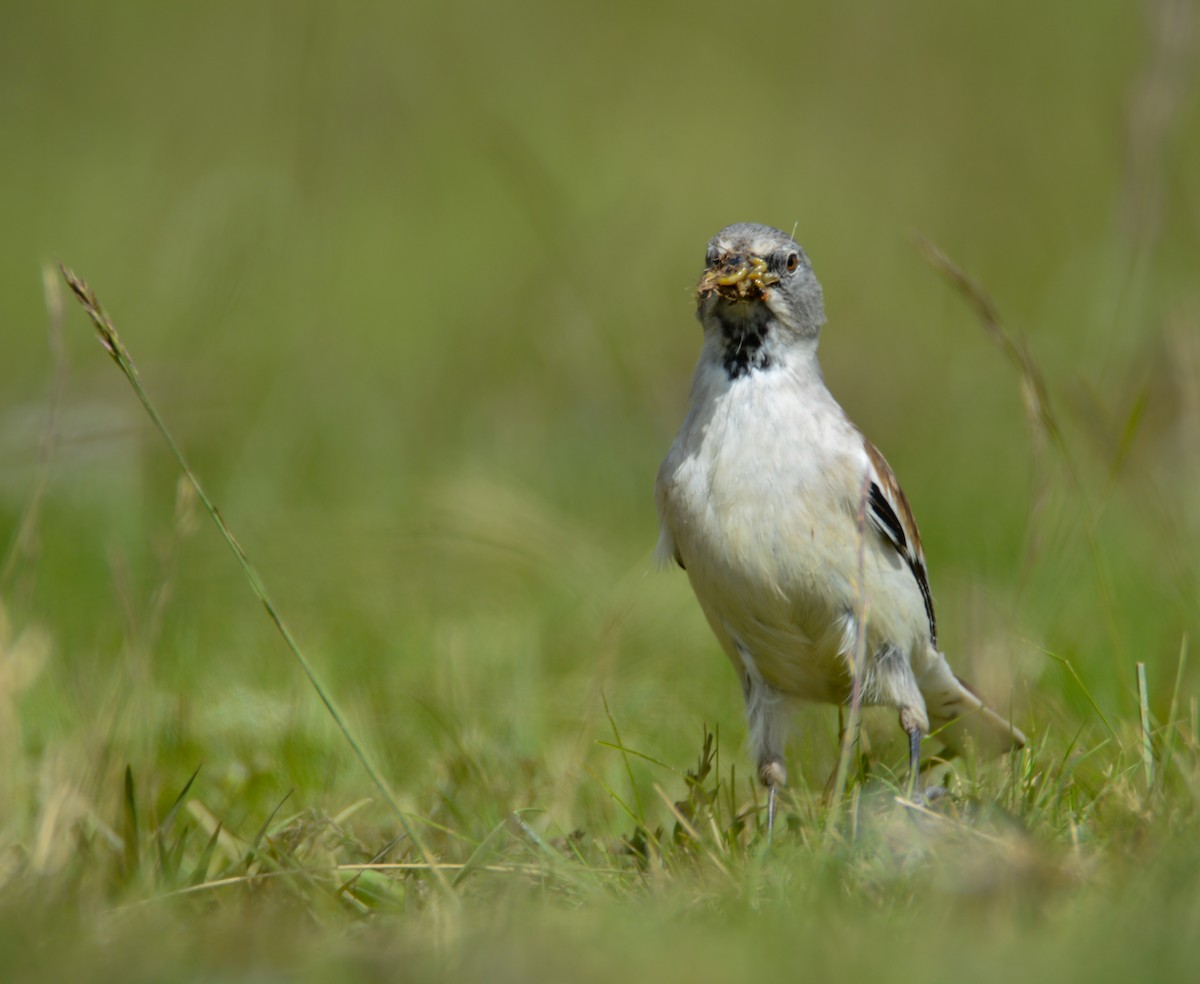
58 263 455 903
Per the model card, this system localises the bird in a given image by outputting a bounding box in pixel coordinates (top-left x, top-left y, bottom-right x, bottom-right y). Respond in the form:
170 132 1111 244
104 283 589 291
655 222 1026 834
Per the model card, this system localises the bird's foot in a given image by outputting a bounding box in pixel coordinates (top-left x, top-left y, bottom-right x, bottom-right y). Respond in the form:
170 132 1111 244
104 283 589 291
909 784 948 807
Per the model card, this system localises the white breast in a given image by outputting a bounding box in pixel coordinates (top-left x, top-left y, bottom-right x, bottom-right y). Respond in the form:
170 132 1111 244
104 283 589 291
656 347 930 703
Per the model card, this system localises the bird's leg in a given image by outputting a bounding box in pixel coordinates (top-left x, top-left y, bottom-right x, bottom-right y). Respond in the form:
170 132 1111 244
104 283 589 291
758 759 787 842
740 651 790 842
899 708 924 803
906 726 922 802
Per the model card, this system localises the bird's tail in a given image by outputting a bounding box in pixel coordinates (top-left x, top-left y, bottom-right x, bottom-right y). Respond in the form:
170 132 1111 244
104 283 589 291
921 660 1026 756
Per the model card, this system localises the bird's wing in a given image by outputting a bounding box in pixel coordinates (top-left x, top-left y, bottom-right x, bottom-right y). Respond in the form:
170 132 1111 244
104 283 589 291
861 439 1025 753
861 438 937 647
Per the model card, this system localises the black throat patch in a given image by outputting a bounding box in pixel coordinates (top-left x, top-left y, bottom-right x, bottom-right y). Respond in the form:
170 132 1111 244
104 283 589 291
715 307 774 379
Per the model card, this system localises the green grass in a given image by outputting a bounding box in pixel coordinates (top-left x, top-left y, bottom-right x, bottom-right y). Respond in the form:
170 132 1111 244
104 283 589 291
2 1 1200 980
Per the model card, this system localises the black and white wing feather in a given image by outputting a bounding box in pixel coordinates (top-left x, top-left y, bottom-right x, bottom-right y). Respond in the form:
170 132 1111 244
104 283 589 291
862 439 937 647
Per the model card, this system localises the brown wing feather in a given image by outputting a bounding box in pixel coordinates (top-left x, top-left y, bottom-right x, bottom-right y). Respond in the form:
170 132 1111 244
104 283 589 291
862 439 937 645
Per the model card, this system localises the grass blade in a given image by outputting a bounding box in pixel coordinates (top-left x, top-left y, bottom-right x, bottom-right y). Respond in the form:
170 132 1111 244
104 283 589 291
601 693 645 825
157 764 202 839
190 821 223 887
122 765 140 881
155 765 202 878
1160 635 1189 787
450 817 511 888
1137 661 1154 791
58 264 454 903
243 789 293 871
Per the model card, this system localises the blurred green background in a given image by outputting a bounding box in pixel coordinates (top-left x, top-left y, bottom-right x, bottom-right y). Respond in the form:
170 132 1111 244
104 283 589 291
1 0 1199 979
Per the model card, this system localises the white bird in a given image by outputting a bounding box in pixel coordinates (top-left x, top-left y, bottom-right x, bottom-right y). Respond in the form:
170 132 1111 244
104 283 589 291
655 223 1025 832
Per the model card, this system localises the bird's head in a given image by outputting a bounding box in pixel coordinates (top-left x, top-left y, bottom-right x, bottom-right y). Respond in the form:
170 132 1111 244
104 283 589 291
696 223 826 348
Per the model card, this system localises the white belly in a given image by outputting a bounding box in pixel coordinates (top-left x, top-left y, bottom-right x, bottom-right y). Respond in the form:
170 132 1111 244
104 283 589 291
656 363 930 705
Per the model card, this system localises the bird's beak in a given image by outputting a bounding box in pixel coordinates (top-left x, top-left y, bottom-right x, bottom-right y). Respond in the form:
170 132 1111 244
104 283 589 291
697 253 778 300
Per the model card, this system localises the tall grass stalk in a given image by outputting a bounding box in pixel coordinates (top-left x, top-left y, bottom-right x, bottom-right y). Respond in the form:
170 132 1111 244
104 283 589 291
57 263 455 903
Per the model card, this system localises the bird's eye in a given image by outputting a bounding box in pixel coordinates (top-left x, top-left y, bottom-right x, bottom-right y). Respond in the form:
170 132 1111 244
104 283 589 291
785 252 800 272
